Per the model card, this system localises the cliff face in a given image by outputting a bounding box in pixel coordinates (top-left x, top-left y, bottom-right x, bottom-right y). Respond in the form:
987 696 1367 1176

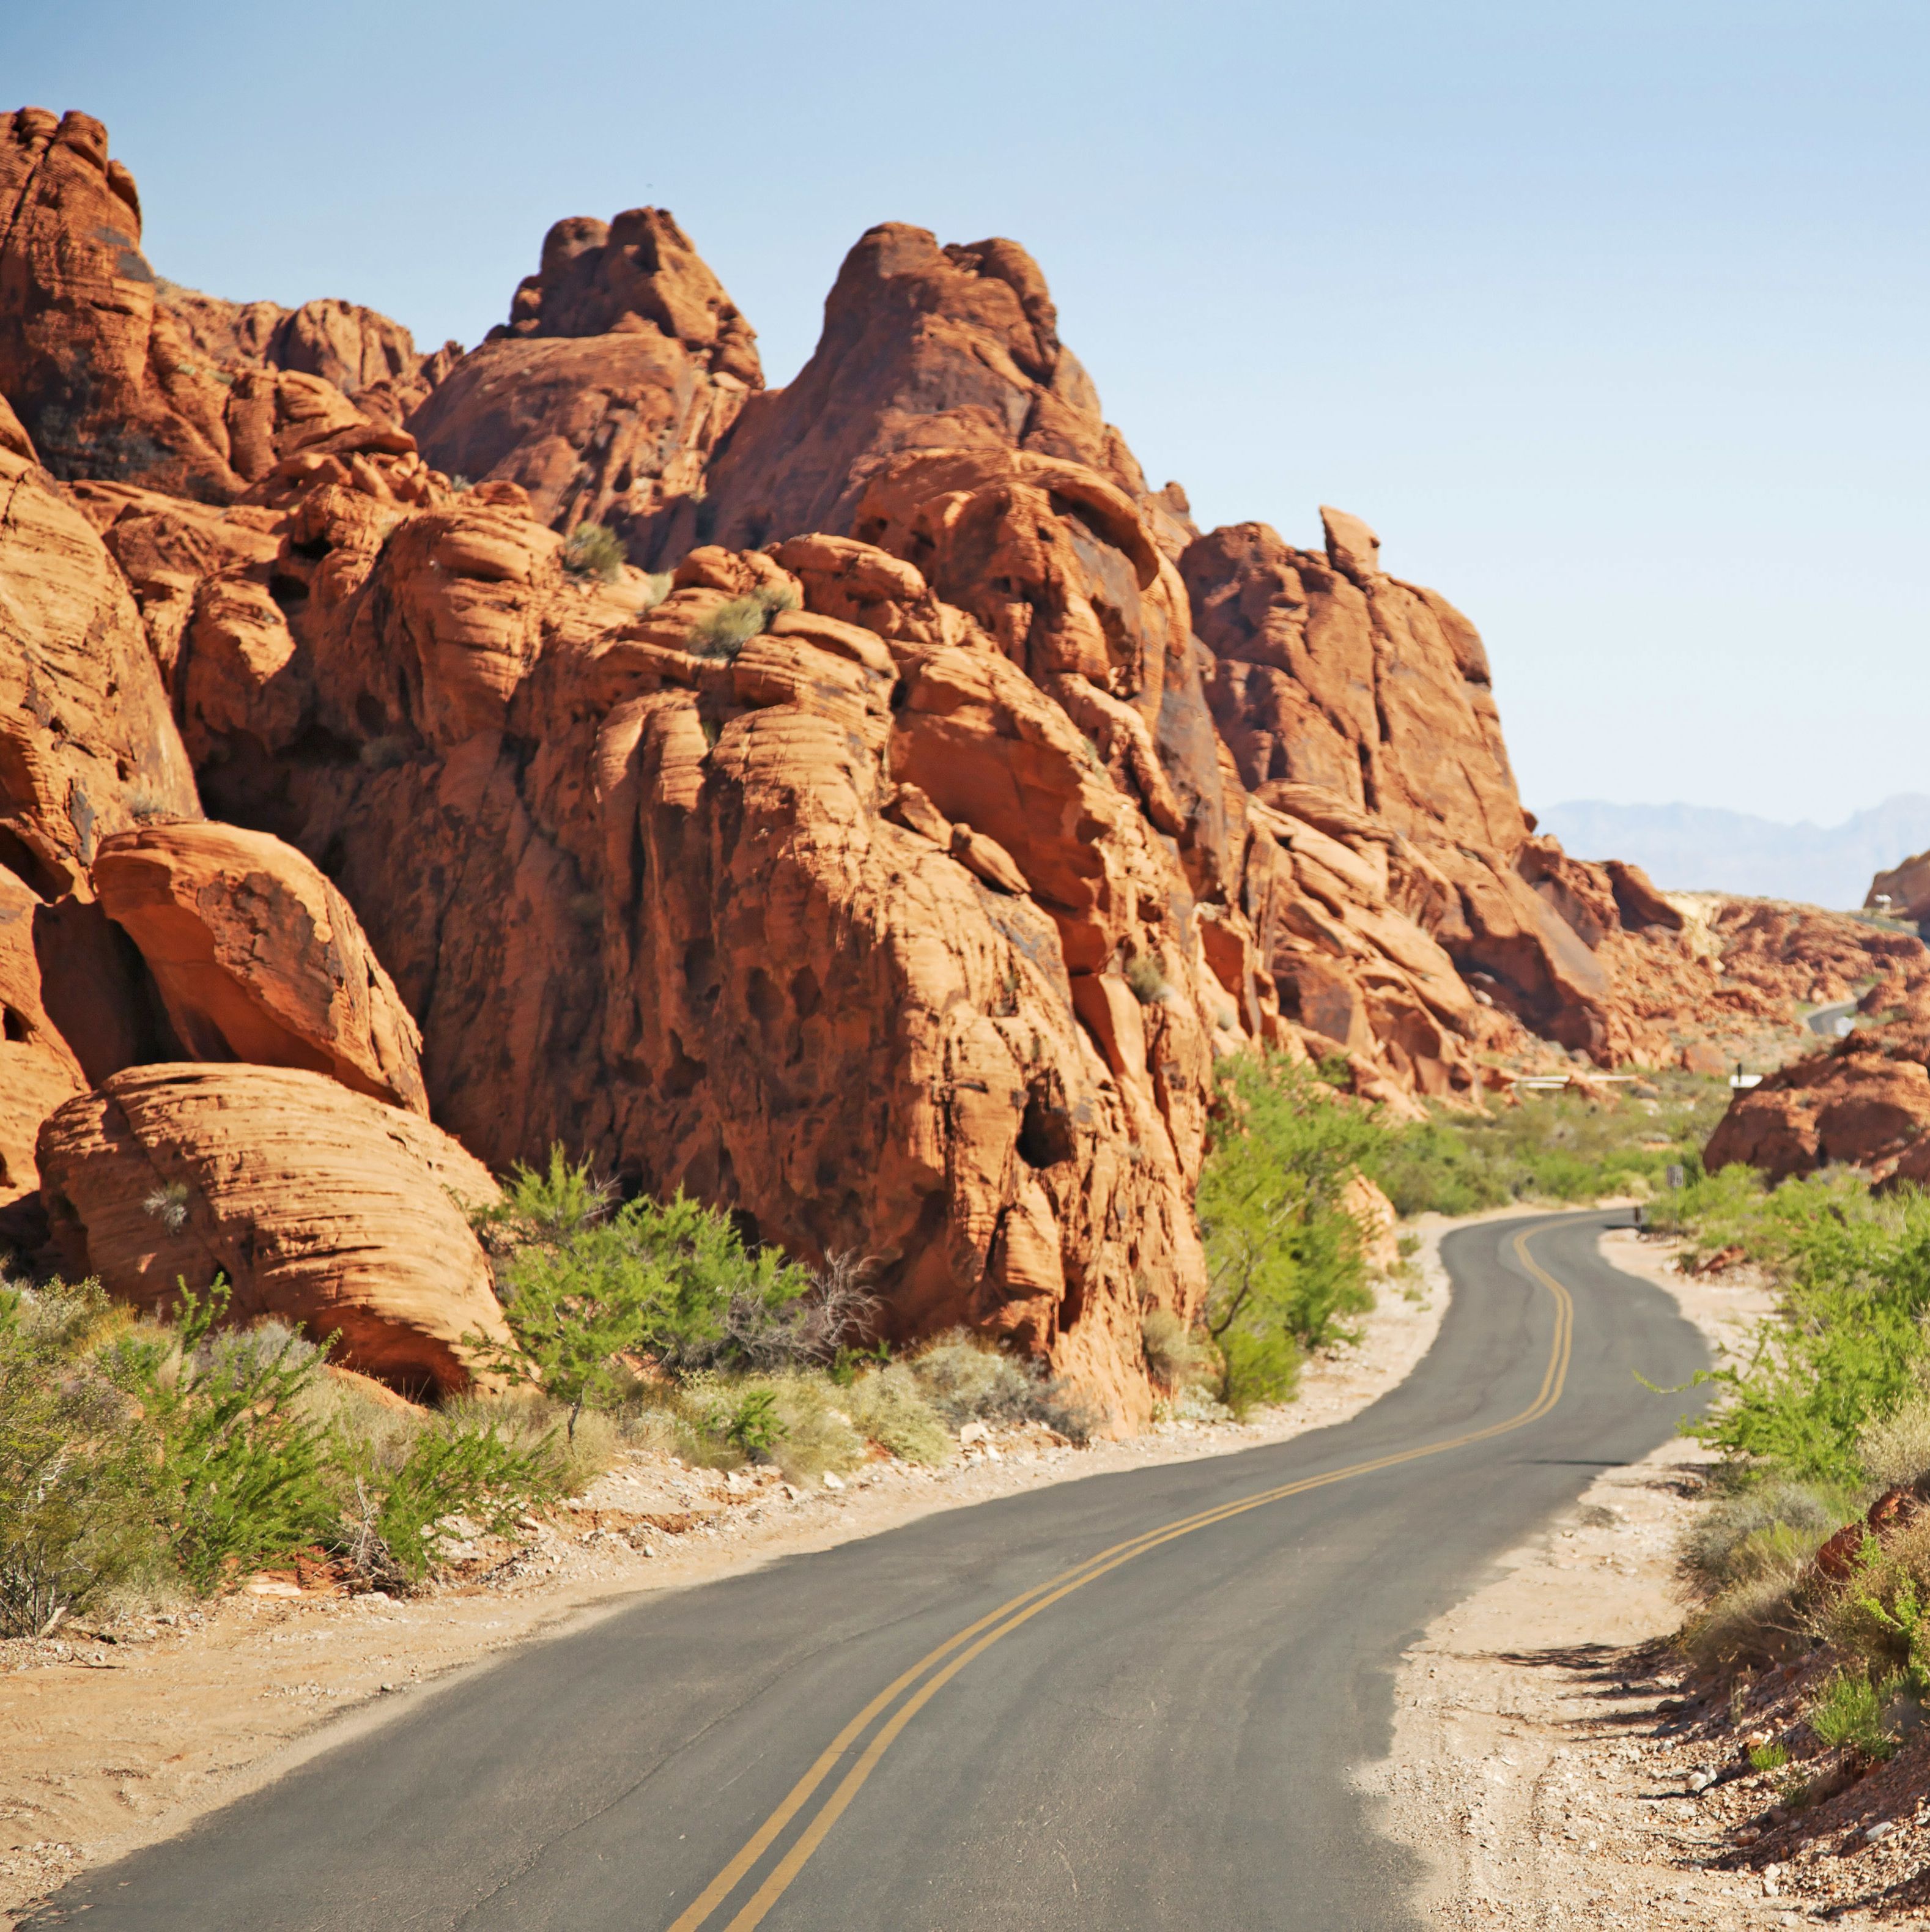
4 106 1918 1416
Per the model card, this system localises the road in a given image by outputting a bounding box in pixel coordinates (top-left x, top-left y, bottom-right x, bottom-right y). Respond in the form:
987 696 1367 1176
24 1208 1708 1932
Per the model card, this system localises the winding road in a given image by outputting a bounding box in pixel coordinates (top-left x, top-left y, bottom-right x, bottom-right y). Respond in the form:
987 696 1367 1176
26 1208 1708 1932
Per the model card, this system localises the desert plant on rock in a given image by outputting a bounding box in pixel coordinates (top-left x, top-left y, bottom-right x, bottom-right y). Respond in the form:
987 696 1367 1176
689 581 799 659
1123 952 1170 1005
563 520 625 582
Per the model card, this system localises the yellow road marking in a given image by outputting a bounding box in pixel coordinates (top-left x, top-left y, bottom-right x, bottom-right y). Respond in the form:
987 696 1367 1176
671 1220 1578 1931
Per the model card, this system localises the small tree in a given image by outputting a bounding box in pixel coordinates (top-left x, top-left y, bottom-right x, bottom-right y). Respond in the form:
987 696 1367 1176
1197 1054 1386 1412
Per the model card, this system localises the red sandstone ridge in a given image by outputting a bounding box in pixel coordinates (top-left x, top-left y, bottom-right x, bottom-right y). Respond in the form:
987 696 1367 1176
3 103 1913 1421
407 207 762 539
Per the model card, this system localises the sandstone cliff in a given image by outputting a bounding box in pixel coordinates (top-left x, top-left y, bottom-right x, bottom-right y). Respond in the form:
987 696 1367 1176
3 106 1917 1419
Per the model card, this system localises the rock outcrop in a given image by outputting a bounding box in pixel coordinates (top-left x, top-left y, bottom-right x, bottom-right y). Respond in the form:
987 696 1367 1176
37 1064 509 1394
407 208 761 538
168 471 1227 1423
699 223 1192 559
92 821 427 1114
1706 1019 1930 1185
0 424 201 1226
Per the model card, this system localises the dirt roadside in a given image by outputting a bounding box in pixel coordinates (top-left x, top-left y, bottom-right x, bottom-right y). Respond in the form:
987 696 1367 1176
1356 1226 1929 1930
1 1205 1542 1924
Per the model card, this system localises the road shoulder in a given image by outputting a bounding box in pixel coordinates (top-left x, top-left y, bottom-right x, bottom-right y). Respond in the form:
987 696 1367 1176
1358 1224 1811 1930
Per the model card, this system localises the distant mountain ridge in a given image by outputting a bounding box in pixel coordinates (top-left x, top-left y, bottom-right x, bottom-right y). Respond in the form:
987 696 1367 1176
1536 796 1930 910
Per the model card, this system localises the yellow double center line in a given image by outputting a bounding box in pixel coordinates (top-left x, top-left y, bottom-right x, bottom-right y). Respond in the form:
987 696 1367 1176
668 1223 1575 1931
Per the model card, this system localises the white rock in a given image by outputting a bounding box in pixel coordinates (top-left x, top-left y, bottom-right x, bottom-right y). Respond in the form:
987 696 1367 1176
822 1470 845 1490
958 1421 991 1446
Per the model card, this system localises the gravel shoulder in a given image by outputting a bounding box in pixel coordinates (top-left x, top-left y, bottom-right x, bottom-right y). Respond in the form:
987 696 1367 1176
1355 1223 1911 1930
0 1205 1500 1925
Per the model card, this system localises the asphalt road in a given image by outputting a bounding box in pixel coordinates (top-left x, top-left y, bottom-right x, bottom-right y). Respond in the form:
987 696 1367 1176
26 1208 1708 1932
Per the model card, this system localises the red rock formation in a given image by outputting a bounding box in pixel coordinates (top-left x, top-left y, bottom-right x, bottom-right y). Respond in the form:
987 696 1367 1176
18 102 1918 1421
1706 1018 1930 1184
92 822 427 1114
156 454 1237 1423
0 429 206 1238
699 223 1194 559
1868 848 1930 922
37 1064 509 1395
160 284 425 394
407 208 761 538
0 111 454 507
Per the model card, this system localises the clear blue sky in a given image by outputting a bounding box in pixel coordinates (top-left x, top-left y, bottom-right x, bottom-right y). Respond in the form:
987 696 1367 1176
8 1 1925 826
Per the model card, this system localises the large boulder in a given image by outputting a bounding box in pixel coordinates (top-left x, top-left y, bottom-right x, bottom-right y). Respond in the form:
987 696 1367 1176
92 821 427 1113
37 1064 509 1396
1706 1020 1930 1184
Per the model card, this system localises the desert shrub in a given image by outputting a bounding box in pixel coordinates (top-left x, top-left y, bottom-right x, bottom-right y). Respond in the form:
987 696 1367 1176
1369 1073 1728 1217
0 1281 157 1636
349 1412 564 1585
1197 1053 1383 1412
483 1144 616 1246
1807 1669 1898 1758
689 581 799 660
843 1363 950 1465
908 1331 1098 1441
682 1369 867 1482
475 1153 855 1432
1857 1393 1930 1490
1677 1179 1930 1486
1678 1478 1841 1599
1124 953 1170 1005
1819 1517 1930 1695
563 521 626 582
1141 1308 1216 1393
100 1281 339 1594
1682 1569 1817 1674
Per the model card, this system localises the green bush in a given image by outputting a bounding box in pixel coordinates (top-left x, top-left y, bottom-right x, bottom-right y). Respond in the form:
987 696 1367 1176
1677 1478 1843 1598
350 1414 564 1584
1673 1175 1930 1485
563 521 626 582
0 1280 157 1636
102 1282 340 1594
689 582 799 660
1807 1669 1898 1759
1197 1053 1383 1412
473 1150 859 1432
